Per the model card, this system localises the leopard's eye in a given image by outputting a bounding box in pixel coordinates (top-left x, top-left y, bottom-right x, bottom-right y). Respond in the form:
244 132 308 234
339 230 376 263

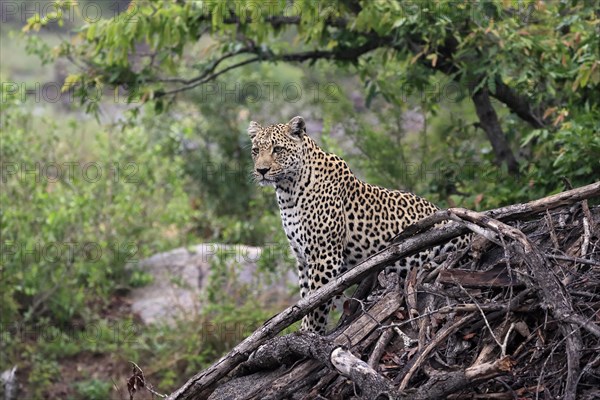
251 148 259 156
272 146 284 154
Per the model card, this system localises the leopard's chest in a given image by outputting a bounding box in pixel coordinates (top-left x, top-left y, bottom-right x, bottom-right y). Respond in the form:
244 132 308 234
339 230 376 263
276 189 311 262
276 177 341 262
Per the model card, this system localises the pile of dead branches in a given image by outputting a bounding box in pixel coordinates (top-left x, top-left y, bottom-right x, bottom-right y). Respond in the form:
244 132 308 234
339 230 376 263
156 182 600 400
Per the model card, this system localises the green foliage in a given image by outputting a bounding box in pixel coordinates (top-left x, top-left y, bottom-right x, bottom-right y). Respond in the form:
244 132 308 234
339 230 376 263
22 0 594 211
27 355 61 399
524 112 600 190
0 100 192 326
203 249 286 327
199 248 296 354
73 379 113 400
1 93 294 397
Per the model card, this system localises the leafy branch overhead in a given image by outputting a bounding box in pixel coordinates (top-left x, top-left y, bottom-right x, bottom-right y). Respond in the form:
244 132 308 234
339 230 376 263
24 0 599 177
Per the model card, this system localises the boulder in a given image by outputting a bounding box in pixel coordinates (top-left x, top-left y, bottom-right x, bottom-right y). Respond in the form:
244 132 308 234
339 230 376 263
127 243 297 325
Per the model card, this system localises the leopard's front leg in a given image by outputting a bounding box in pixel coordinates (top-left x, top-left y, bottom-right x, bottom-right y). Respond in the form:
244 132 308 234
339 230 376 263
300 252 344 335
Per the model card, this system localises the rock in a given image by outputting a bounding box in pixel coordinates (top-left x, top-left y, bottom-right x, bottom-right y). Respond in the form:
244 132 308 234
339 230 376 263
0 366 18 400
127 244 297 325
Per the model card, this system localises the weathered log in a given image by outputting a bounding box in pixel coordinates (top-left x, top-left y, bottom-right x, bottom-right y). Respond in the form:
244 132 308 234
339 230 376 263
438 264 523 288
330 347 400 399
165 183 600 400
167 223 467 399
413 356 515 399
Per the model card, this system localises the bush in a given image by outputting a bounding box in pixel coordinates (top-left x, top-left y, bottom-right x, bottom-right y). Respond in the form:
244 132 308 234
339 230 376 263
0 99 193 326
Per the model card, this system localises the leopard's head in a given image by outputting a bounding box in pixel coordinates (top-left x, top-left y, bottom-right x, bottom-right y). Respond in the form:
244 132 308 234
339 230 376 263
247 116 306 186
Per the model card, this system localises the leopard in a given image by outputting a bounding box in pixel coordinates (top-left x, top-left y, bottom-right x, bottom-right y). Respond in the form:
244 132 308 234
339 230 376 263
248 116 470 334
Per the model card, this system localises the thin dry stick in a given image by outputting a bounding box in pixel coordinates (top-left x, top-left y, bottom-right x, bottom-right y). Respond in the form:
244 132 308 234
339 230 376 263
399 313 477 390
581 199 592 258
367 328 395 369
548 254 600 267
501 323 516 358
458 283 503 350
546 210 560 250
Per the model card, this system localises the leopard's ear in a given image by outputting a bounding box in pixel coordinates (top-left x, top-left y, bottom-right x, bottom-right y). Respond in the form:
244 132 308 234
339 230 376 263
247 121 262 139
287 116 306 139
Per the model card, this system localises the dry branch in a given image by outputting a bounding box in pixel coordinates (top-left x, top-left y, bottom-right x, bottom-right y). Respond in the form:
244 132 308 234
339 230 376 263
330 347 400 398
166 182 600 399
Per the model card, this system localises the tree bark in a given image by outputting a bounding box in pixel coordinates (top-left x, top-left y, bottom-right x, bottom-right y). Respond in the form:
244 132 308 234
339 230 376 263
472 88 520 175
166 182 600 399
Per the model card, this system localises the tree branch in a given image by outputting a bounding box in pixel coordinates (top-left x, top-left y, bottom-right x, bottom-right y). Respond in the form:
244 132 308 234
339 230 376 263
472 87 520 175
148 5 551 133
168 182 600 399
492 78 546 128
155 40 383 98
154 47 256 85
156 56 261 97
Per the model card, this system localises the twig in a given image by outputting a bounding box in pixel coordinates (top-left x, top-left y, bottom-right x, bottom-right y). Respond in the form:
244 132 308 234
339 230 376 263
154 47 254 84
157 56 261 97
581 199 593 258
128 362 167 399
546 210 560 249
398 313 477 390
367 328 394 369
548 254 600 266
577 352 600 383
458 283 503 350
394 327 417 348
348 297 380 327
501 323 516 358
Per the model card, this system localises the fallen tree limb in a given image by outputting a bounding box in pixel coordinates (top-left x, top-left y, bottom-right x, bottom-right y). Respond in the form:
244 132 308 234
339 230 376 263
211 304 517 400
167 224 467 399
207 291 403 400
167 182 600 399
394 181 600 241
414 356 515 399
330 347 400 399
445 207 589 400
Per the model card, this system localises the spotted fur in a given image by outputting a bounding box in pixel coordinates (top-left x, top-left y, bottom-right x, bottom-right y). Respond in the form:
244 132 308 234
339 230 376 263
248 116 469 334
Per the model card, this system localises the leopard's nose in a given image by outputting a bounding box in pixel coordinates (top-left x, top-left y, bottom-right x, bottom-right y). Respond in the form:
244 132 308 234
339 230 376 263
257 167 270 176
